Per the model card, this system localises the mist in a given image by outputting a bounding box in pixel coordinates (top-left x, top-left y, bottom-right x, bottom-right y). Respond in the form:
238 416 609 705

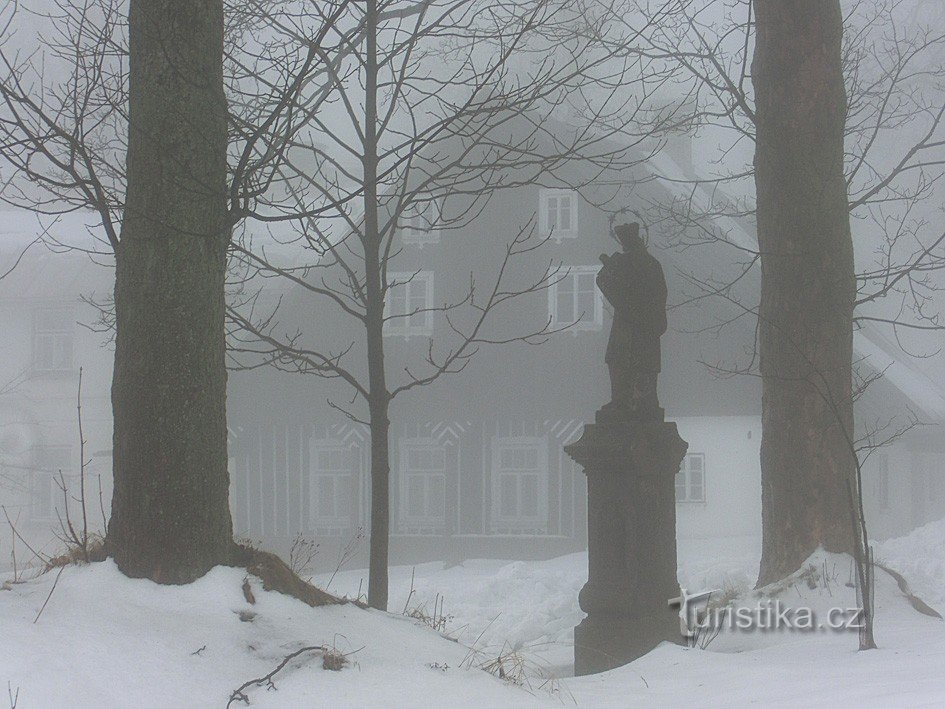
1 0 944 706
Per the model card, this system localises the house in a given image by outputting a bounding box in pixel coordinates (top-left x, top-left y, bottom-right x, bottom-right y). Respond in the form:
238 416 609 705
221 140 945 566
0 213 115 561
1 140 943 570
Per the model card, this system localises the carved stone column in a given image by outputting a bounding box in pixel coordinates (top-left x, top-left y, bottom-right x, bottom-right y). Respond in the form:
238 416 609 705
566 412 687 675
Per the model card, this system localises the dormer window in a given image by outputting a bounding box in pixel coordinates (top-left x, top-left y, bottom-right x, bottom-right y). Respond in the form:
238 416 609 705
400 199 441 247
539 189 578 240
384 271 435 338
32 307 75 375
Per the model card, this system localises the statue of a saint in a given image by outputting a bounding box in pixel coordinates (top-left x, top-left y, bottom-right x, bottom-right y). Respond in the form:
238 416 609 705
596 223 667 420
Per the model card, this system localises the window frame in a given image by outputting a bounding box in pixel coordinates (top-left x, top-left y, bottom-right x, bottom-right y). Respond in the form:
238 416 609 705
31 306 76 375
399 199 442 247
548 265 604 332
384 271 435 338
675 452 706 503
490 436 549 533
309 439 357 534
31 444 72 522
398 438 448 534
538 189 578 240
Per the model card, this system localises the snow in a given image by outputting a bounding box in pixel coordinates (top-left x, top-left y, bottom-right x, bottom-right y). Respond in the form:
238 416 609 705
2 526 944 707
313 544 761 674
877 516 945 610
0 561 546 708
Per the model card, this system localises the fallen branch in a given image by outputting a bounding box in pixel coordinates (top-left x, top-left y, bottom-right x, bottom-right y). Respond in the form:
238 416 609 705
226 646 327 707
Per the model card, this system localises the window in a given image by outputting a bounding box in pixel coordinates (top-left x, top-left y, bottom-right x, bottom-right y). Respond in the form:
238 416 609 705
310 442 356 533
539 189 578 239
491 437 548 533
385 272 434 338
400 440 447 533
549 266 603 330
676 453 705 503
31 445 71 521
33 308 75 374
400 199 441 247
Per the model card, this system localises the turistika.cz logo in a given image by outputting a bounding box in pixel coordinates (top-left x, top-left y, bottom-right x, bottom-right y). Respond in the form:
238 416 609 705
668 587 865 640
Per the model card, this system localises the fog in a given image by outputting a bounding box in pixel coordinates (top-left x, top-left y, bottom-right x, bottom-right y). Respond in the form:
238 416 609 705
1 0 944 705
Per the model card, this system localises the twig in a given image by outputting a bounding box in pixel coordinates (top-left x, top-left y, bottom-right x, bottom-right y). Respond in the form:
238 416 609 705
2 506 50 568
33 566 65 624
402 566 416 616
226 646 327 707
325 528 362 591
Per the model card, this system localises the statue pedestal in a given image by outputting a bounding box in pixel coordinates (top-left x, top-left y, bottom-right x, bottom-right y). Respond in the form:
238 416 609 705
565 409 687 676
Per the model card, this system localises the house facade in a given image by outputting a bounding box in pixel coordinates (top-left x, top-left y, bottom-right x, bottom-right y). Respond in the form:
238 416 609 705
221 148 945 566
0 224 115 561
1 150 943 570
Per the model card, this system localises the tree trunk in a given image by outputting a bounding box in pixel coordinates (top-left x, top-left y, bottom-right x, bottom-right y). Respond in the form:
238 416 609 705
363 227 391 610
753 0 857 586
108 0 234 583
367 393 391 610
360 0 392 611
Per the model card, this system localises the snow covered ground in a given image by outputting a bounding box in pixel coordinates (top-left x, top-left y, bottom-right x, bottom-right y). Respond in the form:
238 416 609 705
2 521 943 707
311 541 761 677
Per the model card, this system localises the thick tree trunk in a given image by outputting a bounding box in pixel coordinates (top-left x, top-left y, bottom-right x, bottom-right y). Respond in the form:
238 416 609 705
753 0 857 586
108 0 234 583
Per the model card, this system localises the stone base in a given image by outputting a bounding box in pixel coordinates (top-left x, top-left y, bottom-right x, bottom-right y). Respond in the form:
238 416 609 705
574 611 681 676
566 411 688 677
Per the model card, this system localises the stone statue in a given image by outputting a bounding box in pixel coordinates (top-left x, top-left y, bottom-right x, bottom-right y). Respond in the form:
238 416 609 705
565 218 686 674
596 223 667 420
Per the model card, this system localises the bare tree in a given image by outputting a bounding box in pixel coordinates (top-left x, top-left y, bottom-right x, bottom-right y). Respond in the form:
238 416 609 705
225 0 664 610
0 0 360 581
0 0 672 600
579 0 945 605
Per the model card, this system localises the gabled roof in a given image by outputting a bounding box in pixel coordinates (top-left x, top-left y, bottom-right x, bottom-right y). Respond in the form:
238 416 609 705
853 325 945 421
648 152 945 423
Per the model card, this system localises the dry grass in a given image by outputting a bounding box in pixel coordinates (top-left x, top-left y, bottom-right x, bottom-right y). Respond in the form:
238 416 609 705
457 636 572 700
404 594 452 635
288 533 319 577
45 535 107 570
477 648 529 686
321 646 348 671
401 567 453 636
